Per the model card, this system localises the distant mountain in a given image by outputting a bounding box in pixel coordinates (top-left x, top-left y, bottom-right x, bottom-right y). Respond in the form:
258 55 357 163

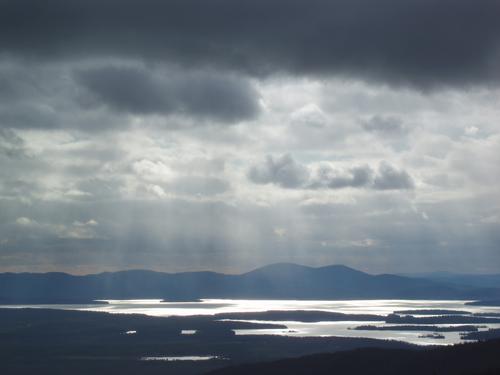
1 263 499 303
400 271 500 289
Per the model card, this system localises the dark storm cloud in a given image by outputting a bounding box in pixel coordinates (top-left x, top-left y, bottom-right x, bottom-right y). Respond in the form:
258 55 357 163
1 0 499 87
248 155 414 190
0 66 61 129
76 66 260 122
0 62 259 130
76 67 172 115
0 103 60 129
0 70 36 102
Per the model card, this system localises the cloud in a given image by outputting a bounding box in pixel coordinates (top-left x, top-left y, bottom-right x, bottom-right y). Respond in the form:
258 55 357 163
464 126 479 136
76 66 173 115
168 176 230 197
311 164 373 189
248 154 310 188
1 0 499 88
361 115 406 135
249 155 414 190
75 65 260 122
0 103 59 129
290 104 327 128
0 1 498 275
132 159 175 182
0 62 260 130
75 178 124 200
0 63 122 130
372 162 415 190
15 217 34 226
131 158 230 198
13 216 100 239
60 220 100 240
0 129 26 158
3 190 497 274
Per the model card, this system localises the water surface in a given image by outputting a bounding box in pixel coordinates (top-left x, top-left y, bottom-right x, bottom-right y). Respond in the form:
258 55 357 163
4 299 500 345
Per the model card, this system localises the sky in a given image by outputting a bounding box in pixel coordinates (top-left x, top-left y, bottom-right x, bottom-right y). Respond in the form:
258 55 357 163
0 0 499 274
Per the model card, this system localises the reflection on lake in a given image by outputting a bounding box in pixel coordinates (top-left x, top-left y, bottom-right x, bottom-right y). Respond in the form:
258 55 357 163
232 320 500 346
141 355 222 361
3 299 500 345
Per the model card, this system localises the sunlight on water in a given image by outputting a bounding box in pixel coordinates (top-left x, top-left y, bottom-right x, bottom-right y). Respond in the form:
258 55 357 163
7 298 498 317
76 298 494 317
3 299 500 346
140 356 221 361
231 320 500 346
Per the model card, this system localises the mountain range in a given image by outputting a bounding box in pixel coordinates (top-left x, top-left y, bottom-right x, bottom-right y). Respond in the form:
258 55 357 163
399 271 500 289
1 263 499 303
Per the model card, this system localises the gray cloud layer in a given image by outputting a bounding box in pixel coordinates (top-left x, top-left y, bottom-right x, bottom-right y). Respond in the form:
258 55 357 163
0 63 260 129
76 66 260 122
248 155 414 190
361 115 407 136
0 0 499 274
1 0 499 87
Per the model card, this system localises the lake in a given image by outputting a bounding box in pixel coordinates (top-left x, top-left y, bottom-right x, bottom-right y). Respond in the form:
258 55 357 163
4 299 500 345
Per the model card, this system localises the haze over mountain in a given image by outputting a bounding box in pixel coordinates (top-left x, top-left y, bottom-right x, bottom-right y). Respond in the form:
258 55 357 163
1 263 499 303
399 272 500 289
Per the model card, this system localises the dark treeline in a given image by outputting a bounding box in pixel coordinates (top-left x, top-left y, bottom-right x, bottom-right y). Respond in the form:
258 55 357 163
207 339 500 375
466 300 500 307
460 329 500 341
394 309 472 315
351 325 480 332
214 310 383 322
386 313 500 324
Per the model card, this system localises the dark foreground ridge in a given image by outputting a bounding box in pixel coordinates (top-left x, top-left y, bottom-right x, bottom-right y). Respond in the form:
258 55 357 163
3 308 500 375
207 339 500 375
1 263 500 302
0 308 414 375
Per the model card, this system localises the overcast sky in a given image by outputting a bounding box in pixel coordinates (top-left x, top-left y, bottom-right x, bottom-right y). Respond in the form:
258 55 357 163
0 0 499 274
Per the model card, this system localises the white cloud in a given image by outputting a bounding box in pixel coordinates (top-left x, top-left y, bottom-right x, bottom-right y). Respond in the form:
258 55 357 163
465 126 479 136
16 217 34 226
